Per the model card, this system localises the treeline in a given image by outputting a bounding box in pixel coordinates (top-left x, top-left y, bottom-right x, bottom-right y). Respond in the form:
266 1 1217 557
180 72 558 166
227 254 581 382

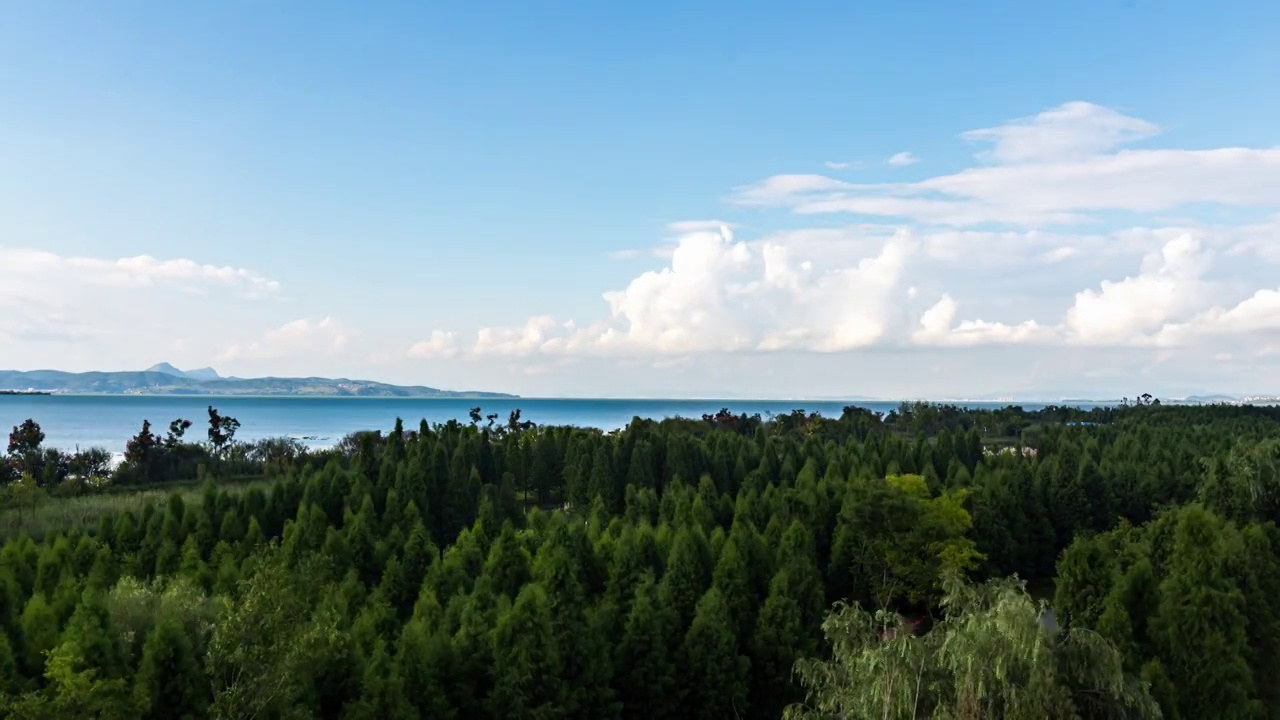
2 406 312 495
0 402 1278 718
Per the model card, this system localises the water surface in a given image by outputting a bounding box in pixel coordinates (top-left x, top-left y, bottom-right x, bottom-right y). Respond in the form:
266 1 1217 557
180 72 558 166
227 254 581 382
0 395 1069 452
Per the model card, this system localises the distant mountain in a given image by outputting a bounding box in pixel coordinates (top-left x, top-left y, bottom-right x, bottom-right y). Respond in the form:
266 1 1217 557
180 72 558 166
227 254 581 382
185 367 221 381
144 362 188 377
1182 394 1243 404
0 367 515 398
143 363 222 381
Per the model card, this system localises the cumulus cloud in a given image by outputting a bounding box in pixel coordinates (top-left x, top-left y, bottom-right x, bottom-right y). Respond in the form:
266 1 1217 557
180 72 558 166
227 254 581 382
888 152 919 167
220 317 350 361
473 222 1276 361
912 294 1052 347
10 99 1280 398
472 225 920 356
473 315 566 357
407 330 459 359
1153 289 1280 346
1064 235 1211 345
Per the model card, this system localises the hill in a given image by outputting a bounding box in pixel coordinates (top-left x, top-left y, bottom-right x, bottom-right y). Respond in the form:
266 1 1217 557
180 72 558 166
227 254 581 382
0 366 515 398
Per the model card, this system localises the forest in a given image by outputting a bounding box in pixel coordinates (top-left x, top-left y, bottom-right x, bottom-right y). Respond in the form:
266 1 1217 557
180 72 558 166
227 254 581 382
1 400 1279 719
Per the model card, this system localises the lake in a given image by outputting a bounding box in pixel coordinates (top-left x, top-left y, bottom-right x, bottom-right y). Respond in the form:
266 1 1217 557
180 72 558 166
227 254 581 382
0 395 1068 452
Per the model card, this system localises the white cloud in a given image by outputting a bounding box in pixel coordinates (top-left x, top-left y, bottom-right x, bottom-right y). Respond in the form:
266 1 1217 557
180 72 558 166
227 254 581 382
407 330 459 359
888 152 919 167
1153 289 1280 346
0 247 279 297
0 246 285 370
1222 215 1280 264
792 195 1089 226
220 317 350 361
961 101 1160 164
609 245 677 261
729 174 853 207
1064 235 1211 345
824 160 862 170
473 226 919 356
730 102 1280 228
9 100 1280 399
472 215 1280 362
913 294 1052 347
473 315 564 357
667 219 739 234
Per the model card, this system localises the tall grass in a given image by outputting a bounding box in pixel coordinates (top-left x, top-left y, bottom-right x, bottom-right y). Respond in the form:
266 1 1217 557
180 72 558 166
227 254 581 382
1 476 270 541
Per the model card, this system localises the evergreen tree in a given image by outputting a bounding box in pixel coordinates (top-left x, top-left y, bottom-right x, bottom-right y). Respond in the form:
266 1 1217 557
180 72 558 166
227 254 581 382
1149 507 1259 719
678 588 750 720
615 575 680 720
132 613 206 720
488 583 562 718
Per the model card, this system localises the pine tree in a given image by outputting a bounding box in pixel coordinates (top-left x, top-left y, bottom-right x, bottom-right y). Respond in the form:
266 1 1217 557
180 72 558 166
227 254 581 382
19 593 58 676
711 535 755 641
344 639 414 720
132 613 206 720
396 616 456 720
615 576 680 720
663 527 712 629
484 524 532 599
488 583 562 718
1149 507 1260 719
750 577 806 719
678 587 750 720
0 631 16 695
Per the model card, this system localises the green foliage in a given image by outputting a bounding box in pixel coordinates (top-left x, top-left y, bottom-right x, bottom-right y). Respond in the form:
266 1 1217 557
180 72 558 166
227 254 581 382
1 402 1276 718
787 574 1160 720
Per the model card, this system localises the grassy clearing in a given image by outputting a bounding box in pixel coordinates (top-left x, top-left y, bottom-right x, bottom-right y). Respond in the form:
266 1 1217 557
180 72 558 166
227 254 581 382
1 475 270 541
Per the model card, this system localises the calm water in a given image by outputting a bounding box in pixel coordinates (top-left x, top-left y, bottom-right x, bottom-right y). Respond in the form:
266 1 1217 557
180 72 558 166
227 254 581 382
1 395 1062 452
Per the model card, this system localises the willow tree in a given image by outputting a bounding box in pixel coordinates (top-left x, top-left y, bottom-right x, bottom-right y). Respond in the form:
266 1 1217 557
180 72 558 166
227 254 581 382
786 574 1161 720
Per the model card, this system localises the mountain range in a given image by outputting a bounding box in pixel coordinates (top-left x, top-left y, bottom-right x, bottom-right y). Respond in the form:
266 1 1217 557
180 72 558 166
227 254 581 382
0 364 516 398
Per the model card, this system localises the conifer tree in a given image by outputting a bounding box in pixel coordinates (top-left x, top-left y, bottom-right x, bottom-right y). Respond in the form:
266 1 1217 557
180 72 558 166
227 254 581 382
1149 506 1259 719
132 613 206 720
678 587 750 720
488 583 562 718
615 575 680 720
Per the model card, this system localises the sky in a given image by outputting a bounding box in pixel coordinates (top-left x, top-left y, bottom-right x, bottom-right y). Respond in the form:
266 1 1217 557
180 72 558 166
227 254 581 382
2 1 1279 400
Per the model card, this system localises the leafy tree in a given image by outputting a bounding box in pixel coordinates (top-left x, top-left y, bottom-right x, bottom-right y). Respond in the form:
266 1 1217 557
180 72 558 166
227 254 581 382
166 419 194 448
205 550 337 719
787 575 1160 720
123 421 160 484
205 407 240 458
3 640 131 720
6 419 45 479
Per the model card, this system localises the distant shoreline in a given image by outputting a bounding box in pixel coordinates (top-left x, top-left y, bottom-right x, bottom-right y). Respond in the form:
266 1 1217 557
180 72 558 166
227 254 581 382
0 392 517 400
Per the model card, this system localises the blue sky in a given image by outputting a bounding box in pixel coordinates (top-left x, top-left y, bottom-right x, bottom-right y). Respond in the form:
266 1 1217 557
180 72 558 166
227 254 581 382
3 1 1279 399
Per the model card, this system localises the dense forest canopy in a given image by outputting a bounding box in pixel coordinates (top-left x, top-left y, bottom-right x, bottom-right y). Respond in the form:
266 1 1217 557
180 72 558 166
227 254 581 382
1 400 1279 718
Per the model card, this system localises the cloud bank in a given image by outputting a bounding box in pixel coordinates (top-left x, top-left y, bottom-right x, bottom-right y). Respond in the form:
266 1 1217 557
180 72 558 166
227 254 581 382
444 102 1280 378
6 100 1279 396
